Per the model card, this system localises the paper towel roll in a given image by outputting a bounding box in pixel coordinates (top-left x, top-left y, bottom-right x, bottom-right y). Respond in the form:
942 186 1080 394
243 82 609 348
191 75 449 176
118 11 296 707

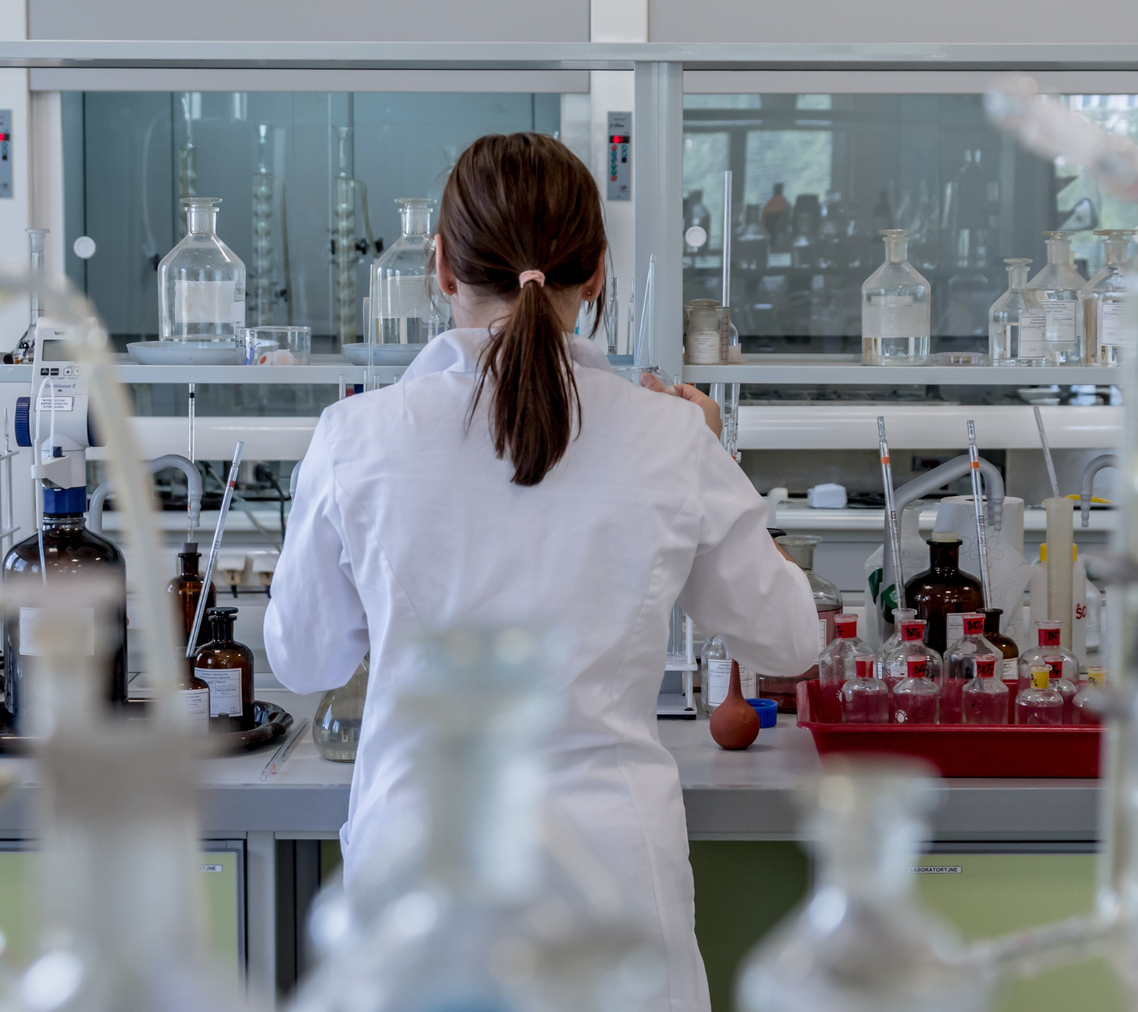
933 496 1031 646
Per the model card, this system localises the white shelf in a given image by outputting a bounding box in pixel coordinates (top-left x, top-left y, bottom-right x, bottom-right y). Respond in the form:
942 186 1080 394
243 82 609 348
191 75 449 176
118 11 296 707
684 356 1120 386
0 354 404 386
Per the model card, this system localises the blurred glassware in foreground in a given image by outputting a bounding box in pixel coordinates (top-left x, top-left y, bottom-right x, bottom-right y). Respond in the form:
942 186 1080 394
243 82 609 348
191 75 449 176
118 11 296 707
312 657 368 762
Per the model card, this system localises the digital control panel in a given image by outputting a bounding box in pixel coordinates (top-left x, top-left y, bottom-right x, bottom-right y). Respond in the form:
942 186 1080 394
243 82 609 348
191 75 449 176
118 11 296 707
0 110 11 199
607 112 631 202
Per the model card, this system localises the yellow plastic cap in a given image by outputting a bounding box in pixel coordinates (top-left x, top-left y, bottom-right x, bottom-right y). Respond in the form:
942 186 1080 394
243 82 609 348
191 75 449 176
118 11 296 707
1087 667 1106 687
1030 666 1051 690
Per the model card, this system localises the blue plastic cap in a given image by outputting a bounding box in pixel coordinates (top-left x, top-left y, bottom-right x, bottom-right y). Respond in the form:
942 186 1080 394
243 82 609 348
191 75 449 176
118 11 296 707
14 397 30 448
745 697 779 728
42 485 87 515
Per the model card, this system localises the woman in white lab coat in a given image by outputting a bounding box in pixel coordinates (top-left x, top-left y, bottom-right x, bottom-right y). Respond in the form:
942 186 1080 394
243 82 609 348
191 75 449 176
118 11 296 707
265 133 819 1012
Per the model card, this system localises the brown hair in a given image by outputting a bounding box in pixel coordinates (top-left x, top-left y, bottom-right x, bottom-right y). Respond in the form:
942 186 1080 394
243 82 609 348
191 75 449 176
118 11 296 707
436 133 606 487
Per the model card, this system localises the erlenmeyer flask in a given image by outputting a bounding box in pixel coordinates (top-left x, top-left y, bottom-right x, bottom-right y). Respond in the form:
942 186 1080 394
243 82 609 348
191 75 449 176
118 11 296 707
737 759 991 1012
312 657 368 762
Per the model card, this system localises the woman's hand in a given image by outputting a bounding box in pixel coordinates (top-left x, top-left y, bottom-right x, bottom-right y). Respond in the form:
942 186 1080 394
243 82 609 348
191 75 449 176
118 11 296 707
640 374 723 437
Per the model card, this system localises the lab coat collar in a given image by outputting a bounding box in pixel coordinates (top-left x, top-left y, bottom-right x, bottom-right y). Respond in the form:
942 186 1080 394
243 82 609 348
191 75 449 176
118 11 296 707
399 328 613 384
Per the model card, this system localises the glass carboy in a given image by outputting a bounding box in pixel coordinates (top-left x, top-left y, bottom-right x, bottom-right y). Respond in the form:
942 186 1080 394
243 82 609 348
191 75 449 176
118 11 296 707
861 229 931 366
369 198 445 346
313 657 368 761
1025 231 1085 364
1080 229 1137 365
157 197 246 341
989 258 1047 365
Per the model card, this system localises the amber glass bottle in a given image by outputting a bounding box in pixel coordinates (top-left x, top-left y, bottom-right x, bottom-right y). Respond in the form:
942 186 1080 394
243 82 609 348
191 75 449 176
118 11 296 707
168 542 216 649
193 607 254 732
903 532 984 654
177 658 211 736
2 486 127 729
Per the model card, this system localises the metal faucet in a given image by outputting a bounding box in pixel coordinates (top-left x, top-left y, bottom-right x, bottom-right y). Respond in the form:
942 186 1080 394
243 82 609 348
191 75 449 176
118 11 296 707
1080 453 1120 528
88 454 203 536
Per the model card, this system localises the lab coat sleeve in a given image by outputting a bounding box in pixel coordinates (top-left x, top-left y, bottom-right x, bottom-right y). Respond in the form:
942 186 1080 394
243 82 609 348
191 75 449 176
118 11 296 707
676 425 820 678
264 415 369 693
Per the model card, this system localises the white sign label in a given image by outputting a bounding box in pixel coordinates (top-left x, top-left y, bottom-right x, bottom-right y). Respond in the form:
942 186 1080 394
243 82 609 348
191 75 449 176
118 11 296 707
195 666 242 717
1100 300 1134 347
200 864 224 873
1015 314 1048 358
1042 300 1077 343
19 606 94 656
705 658 731 707
910 866 963 875
35 396 74 413
946 612 965 648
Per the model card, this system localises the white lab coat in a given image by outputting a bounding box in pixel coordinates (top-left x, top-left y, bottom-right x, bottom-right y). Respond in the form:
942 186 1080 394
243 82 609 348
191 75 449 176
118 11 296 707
265 329 818 1012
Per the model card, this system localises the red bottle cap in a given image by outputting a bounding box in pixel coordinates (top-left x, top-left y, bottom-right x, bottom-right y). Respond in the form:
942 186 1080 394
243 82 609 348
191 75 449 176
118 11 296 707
963 613 985 636
855 654 874 678
1037 621 1062 647
975 654 996 678
907 654 928 678
901 620 926 642
835 615 858 638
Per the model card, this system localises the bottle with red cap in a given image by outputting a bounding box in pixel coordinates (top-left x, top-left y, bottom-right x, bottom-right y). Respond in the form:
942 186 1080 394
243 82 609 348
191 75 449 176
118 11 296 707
880 618 943 719
1016 665 1063 725
1017 621 1079 721
940 612 999 724
840 653 889 723
816 613 871 722
893 654 940 724
961 654 1008 724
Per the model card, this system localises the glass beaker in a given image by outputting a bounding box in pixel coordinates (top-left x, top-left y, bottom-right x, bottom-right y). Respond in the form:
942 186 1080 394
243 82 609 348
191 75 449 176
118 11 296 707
242 325 312 365
369 198 445 346
1080 229 1137 366
1025 231 1085 365
861 230 931 366
313 657 368 762
989 258 1047 365
158 198 246 342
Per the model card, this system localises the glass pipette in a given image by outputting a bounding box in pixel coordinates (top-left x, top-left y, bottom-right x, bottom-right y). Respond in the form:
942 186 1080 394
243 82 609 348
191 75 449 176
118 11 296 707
1033 405 1062 500
186 441 245 658
877 416 905 611
967 420 994 610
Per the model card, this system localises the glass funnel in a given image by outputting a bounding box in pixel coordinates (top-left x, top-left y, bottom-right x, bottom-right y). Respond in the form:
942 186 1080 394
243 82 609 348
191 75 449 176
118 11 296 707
1025 231 1085 365
989 258 1047 365
737 759 990 1012
312 657 368 762
157 198 246 342
369 198 447 347
861 230 931 366
294 626 666 1012
1080 229 1137 366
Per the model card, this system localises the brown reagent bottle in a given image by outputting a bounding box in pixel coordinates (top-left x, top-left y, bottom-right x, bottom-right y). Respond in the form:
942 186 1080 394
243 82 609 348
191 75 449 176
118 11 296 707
168 542 216 649
904 532 984 654
193 606 254 733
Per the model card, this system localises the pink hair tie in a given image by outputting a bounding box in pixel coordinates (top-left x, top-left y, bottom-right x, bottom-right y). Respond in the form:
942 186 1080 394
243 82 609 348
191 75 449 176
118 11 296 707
518 270 546 289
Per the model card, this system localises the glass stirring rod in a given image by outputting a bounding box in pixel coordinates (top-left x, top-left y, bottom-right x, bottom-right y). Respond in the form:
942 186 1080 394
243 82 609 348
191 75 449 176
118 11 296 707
967 420 994 610
877 416 906 611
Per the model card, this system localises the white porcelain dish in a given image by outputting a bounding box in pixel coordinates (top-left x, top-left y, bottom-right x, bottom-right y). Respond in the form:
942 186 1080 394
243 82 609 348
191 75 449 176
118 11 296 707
341 343 423 367
127 340 244 366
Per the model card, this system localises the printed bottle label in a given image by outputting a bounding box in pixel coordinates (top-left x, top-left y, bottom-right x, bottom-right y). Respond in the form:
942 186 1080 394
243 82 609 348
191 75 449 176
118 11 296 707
1100 300 1134 347
19 606 95 656
1002 658 1019 683
195 666 243 717
945 613 965 648
177 688 210 735
686 329 720 365
1042 300 1077 343
1015 314 1048 358
706 658 732 707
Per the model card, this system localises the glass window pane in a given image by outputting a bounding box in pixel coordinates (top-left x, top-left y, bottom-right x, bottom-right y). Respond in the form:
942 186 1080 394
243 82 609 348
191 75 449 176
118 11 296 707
744 129 833 209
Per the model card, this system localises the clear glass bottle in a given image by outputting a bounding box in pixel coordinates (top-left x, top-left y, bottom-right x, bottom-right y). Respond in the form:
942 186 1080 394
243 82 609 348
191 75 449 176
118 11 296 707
737 760 988 1012
3 485 128 729
702 634 731 716
961 654 1008 725
776 535 843 648
686 298 722 365
881 619 943 722
369 198 444 346
157 197 246 341
989 258 1047 365
904 533 984 655
193 606 255 733
861 229 931 366
1080 229 1137 366
817 614 871 723
874 606 917 677
167 541 216 650
941 612 999 724
1017 665 1063 725
1018 620 1079 721
893 653 940 724
1072 666 1105 726
313 657 368 761
1025 230 1085 365
841 653 889 723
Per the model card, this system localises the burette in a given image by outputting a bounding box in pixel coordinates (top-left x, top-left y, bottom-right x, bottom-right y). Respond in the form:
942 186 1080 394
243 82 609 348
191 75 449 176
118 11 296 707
877 416 905 611
967 420 994 610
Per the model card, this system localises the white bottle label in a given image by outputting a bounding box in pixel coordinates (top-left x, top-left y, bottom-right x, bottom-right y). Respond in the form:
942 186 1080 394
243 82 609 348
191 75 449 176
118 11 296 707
945 612 965 648
1015 314 1048 358
1042 300 1077 343
817 618 828 652
864 295 928 340
1100 300 1134 347
706 658 731 707
1003 658 1019 683
686 329 720 365
177 688 210 735
195 666 243 717
19 606 95 656
175 280 238 327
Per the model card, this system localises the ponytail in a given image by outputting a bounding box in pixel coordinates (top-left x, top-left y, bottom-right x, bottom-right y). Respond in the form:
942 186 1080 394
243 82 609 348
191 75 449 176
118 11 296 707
468 280 581 487
438 132 606 487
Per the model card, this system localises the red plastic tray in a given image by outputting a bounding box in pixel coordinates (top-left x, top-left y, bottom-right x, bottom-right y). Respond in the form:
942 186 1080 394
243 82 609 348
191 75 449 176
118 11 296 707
796 680 1101 778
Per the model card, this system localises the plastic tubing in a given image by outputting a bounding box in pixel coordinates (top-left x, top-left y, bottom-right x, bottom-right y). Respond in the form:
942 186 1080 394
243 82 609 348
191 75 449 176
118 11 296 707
87 454 202 536
1080 454 1120 528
